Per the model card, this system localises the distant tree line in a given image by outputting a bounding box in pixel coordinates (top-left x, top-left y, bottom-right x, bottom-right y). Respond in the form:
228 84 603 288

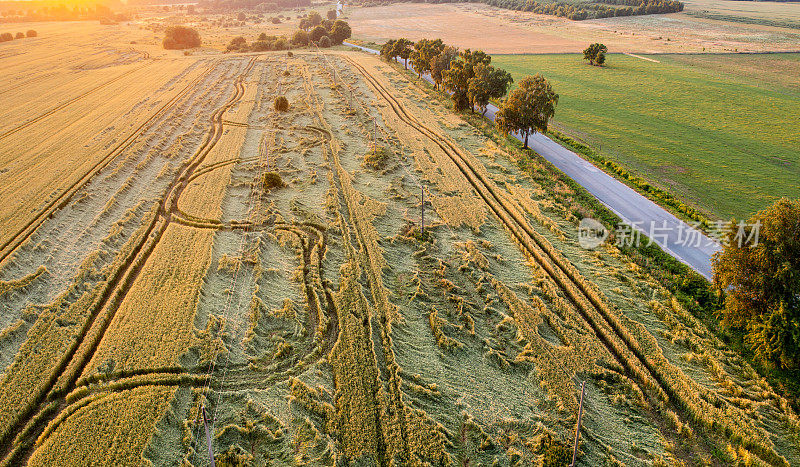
381 37 558 148
198 0 311 12
224 14 350 52
356 0 682 20
0 4 129 23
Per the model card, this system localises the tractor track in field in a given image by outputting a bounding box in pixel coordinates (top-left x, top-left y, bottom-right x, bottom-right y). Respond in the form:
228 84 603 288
0 60 153 141
25 219 338 455
0 57 256 467
0 71 59 97
0 60 217 269
342 55 734 462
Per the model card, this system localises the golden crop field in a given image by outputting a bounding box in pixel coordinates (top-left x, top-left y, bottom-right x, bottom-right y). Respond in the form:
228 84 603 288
0 19 798 467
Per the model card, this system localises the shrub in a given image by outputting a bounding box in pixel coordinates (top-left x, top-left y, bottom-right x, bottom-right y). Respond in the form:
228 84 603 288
274 96 289 111
26 30 37 38
309 25 326 43
535 435 572 467
237 12 246 21
318 35 331 48
287 51 293 57
251 40 270 51
271 17 281 24
0 33 12 42
262 172 284 189
364 146 390 169
274 37 287 50
162 26 201 49
227 36 247 52
257 32 268 41
292 29 309 46
328 19 351 45
15 32 24 39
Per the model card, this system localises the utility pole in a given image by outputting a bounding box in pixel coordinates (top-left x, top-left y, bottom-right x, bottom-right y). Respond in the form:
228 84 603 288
420 185 425 238
202 404 216 467
373 120 378 152
570 381 586 467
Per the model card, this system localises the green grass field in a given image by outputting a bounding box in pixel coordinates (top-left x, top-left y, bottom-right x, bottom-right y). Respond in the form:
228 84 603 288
492 53 800 220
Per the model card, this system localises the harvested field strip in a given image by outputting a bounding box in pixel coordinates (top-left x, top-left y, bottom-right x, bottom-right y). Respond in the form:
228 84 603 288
299 61 387 462
306 53 448 464
0 61 152 141
27 385 175 467
344 54 792 465
0 61 217 268
0 58 256 467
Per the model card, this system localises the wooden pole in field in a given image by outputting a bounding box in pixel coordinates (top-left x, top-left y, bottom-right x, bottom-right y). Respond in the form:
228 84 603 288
420 185 425 238
570 381 585 467
202 404 216 467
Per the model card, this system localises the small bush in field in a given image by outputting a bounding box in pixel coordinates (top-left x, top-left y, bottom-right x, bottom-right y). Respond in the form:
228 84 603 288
262 172 284 189
364 146 390 170
26 30 37 38
318 36 331 48
163 25 201 49
0 33 13 42
15 32 24 39
274 96 289 111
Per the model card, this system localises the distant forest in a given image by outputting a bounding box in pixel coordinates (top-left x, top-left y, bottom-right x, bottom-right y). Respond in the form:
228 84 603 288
357 0 684 20
198 0 312 11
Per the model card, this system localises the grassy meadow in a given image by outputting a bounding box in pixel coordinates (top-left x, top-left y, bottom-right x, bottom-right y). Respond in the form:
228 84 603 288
492 52 800 220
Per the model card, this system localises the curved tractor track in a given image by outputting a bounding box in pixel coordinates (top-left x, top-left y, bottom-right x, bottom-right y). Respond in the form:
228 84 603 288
27 221 338 457
342 55 779 464
0 60 219 268
0 57 255 467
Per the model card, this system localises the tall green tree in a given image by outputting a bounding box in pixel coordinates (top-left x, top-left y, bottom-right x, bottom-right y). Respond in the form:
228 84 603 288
429 46 457 91
442 49 491 111
495 74 558 149
380 39 397 62
583 43 607 66
467 63 513 115
713 198 800 370
392 38 414 69
410 38 444 78
328 20 351 45
309 25 327 43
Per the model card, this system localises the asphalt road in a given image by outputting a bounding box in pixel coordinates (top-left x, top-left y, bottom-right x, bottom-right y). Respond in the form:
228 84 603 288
342 42 720 279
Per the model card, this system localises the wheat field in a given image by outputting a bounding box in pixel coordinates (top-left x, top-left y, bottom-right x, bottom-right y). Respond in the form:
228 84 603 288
0 22 798 466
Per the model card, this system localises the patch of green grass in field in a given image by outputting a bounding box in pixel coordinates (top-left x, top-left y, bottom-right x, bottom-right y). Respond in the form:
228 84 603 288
492 53 800 220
